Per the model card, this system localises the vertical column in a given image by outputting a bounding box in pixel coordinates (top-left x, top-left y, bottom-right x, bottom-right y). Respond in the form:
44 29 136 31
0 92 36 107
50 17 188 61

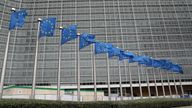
41 0 50 85
130 0 143 99
0 0 7 30
181 0 192 97
118 61 123 100
118 1 134 99
129 66 134 99
158 0 173 98
173 73 179 96
172 0 190 97
160 70 166 97
26 2 36 97
170 0 180 97
146 70 151 98
88 0 97 101
31 18 41 99
144 0 159 97
103 0 111 101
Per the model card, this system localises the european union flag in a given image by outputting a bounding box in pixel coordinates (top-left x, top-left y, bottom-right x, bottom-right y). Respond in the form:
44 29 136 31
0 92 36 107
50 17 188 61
128 58 135 63
119 51 135 61
9 9 27 30
152 59 163 68
95 42 113 54
39 17 56 37
79 33 96 49
132 55 145 63
132 55 152 66
61 25 78 45
159 59 172 70
170 64 183 74
140 56 153 67
159 59 183 73
108 47 121 58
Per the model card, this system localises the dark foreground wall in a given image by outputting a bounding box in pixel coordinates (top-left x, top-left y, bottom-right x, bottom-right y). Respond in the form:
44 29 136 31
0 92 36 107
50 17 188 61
0 98 192 108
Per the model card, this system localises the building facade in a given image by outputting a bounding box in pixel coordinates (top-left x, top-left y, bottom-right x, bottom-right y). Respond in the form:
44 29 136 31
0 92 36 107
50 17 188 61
0 0 192 100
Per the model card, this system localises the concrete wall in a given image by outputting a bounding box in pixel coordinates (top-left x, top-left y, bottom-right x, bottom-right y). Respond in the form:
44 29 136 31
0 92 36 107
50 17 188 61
3 88 64 95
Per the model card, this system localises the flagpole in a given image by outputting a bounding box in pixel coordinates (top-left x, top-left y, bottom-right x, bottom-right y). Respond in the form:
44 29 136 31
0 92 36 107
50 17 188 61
31 18 41 99
76 33 80 102
0 31 10 99
92 45 97 101
0 8 16 100
57 27 63 100
77 36 80 101
57 0 63 101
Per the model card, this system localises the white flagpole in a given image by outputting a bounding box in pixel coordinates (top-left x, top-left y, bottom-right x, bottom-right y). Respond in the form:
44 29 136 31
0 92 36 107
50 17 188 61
57 27 63 100
0 8 16 99
31 18 41 99
77 34 80 101
92 45 97 101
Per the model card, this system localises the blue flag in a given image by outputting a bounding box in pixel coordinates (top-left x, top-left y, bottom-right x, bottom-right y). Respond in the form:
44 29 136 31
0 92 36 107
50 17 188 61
139 56 153 67
95 42 113 54
108 47 121 58
159 59 172 70
159 59 183 73
9 9 27 30
132 55 145 63
39 17 56 37
119 51 135 60
79 33 96 49
170 64 183 74
128 58 135 63
151 59 163 68
61 25 78 45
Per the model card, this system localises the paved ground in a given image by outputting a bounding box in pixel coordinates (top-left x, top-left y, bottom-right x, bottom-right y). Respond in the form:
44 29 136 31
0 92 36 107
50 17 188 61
174 106 192 108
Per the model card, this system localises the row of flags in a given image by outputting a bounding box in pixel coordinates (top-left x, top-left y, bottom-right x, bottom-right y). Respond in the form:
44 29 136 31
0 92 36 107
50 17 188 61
9 9 183 74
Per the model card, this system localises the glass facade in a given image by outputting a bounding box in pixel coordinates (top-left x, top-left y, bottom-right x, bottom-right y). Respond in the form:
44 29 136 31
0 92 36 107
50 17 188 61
0 0 192 99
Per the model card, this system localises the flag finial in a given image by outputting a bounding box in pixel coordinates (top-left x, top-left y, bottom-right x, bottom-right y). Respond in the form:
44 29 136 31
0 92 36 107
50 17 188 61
11 8 16 12
38 18 42 21
77 33 81 36
59 26 63 29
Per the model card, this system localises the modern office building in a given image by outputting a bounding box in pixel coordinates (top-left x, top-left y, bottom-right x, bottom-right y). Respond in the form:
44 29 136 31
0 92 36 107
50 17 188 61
0 0 192 101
